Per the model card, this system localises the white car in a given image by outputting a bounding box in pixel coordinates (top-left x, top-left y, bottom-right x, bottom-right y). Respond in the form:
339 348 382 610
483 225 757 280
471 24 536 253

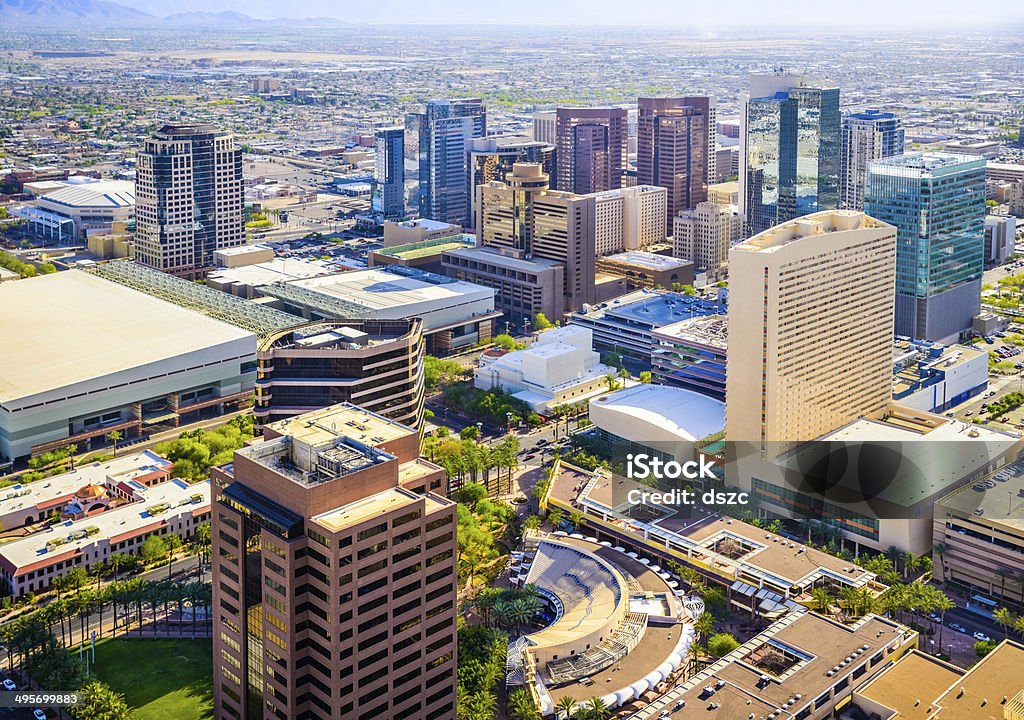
973 631 992 642
34 710 47 720
2 678 14 690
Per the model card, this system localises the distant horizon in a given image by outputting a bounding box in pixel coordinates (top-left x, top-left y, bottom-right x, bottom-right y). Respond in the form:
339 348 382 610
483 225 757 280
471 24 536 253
5 0 1024 29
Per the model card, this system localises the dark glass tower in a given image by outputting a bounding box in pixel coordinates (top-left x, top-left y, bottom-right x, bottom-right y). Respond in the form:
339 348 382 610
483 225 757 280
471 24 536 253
742 75 840 235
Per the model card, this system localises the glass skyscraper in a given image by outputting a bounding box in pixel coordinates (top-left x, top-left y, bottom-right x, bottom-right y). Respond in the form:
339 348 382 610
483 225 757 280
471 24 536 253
840 110 905 211
409 98 486 226
373 127 405 219
742 74 840 235
865 152 987 343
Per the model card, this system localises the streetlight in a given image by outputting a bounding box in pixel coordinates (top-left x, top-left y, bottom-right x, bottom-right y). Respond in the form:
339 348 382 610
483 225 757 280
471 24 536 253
506 411 513 435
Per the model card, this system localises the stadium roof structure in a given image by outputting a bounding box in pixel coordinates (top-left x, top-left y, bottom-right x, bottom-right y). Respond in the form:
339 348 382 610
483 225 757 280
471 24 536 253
84 261 300 339
40 180 135 209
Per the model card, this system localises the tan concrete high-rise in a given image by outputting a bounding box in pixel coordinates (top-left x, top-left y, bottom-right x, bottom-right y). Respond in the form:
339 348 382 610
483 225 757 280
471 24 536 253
673 201 742 280
637 97 715 224
725 210 897 455
212 403 457 720
555 107 628 194
135 124 244 278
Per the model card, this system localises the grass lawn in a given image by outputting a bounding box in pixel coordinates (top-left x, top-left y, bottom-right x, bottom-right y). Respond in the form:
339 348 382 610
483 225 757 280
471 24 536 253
89 638 213 720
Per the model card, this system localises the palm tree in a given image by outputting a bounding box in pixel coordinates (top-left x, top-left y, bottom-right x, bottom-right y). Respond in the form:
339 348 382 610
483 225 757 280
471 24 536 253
932 543 948 583
548 508 564 529
695 611 714 650
993 607 1016 640
524 515 542 532
884 546 903 576
1014 614 1024 640
584 697 610 720
934 591 954 651
508 687 540 720
810 587 832 614
569 510 584 532
554 696 578 720
106 430 122 457
903 552 921 579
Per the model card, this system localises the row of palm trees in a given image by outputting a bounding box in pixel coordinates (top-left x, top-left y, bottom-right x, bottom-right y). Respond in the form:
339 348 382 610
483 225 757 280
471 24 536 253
0 578 211 677
474 585 544 636
551 696 611 720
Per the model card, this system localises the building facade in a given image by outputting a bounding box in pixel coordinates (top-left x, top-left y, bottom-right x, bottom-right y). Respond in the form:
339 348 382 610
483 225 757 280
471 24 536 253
673 201 743 280
440 246 565 326
839 110 904 211
373 127 405 219
726 210 897 454
467 135 555 228
254 320 425 430
984 213 1017 266
411 99 486 226
741 74 840 235
135 124 244 278
636 97 714 224
651 315 728 401
865 152 987 343
555 107 628 194
211 404 458 720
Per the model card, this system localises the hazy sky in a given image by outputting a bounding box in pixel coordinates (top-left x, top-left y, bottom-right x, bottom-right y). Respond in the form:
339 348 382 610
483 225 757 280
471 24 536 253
116 0 1022 26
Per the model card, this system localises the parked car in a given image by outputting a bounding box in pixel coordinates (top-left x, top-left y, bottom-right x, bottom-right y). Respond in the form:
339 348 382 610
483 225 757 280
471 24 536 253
524 454 536 460
2 677 15 691
949 622 967 633
34 710 47 720
973 631 992 642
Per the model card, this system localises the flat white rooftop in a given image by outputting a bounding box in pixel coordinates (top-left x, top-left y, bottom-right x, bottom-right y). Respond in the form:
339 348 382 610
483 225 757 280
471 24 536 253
603 251 690 270
0 450 171 519
0 477 210 572
0 271 256 404
279 268 493 313
208 258 332 288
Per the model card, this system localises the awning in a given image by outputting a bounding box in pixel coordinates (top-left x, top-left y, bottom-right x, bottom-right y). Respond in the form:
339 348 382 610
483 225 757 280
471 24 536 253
731 580 758 597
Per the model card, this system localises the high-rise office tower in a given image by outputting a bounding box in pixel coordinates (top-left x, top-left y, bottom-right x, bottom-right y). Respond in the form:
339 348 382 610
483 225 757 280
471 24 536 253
410 99 486 226
865 152 987 343
532 111 557 145
637 97 715 223
673 201 743 280
373 127 405 219
135 124 244 277
476 162 551 254
466 135 555 228
212 403 458 720
477 163 596 313
555 107 628 194
741 73 840 236
726 210 896 455
840 110 904 211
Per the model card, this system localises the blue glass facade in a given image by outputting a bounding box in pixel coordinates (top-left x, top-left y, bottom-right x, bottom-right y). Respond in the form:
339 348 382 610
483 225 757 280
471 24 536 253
409 99 486 225
865 152 987 342
840 110 905 211
744 86 840 235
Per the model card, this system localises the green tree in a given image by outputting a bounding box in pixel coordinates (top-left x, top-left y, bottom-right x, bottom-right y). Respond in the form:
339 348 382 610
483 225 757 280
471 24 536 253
993 607 1016 639
554 696 578 720
509 687 540 720
64 567 88 594
71 680 132 720
638 370 652 384
810 587 832 613
534 312 554 330
105 430 122 456
139 535 167 565
707 632 740 657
